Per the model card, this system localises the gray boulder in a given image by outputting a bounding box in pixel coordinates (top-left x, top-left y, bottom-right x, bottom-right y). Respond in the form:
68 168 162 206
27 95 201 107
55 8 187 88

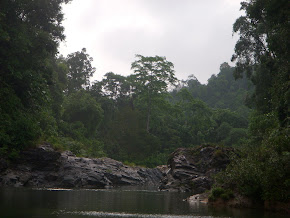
159 145 234 193
0 143 163 188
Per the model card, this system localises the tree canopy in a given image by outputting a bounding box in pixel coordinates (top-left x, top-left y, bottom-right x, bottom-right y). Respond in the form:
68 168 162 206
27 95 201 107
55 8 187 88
217 0 290 202
131 54 177 132
232 0 289 126
66 48 95 94
0 0 71 156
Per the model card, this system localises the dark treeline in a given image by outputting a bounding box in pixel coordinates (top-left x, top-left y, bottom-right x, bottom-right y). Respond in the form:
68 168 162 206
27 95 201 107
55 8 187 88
172 62 252 118
92 61 251 166
0 0 289 203
216 0 289 203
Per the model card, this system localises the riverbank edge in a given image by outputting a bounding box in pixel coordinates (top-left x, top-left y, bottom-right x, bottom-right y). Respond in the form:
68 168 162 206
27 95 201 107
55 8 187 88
187 192 290 214
0 143 163 188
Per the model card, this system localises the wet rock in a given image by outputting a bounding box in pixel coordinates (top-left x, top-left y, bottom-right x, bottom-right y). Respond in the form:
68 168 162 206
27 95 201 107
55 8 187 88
186 192 209 204
18 143 61 171
61 175 79 188
0 143 163 189
159 145 234 193
156 165 169 176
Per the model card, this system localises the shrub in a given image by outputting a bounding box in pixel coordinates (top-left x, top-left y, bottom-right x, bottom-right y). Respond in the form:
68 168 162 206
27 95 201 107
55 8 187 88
209 187 234 202
212 187 225 197
216 127 290 202
124 161 136 167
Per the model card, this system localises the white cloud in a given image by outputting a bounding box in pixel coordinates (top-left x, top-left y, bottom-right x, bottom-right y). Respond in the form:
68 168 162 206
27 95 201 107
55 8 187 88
59 0 243 84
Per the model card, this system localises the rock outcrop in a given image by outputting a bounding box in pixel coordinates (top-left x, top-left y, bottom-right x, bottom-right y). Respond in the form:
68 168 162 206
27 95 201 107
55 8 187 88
159 145 234 193
0 143 162 188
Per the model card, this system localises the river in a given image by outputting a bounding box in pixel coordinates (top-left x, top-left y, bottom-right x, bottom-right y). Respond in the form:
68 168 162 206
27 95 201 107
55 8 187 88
0 187 286 218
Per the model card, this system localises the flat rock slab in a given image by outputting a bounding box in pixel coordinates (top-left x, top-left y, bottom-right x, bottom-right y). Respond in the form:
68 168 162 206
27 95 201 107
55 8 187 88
0 144 162 188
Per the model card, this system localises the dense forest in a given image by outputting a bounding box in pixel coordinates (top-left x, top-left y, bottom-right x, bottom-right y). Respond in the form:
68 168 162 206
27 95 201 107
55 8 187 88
0 0 289 204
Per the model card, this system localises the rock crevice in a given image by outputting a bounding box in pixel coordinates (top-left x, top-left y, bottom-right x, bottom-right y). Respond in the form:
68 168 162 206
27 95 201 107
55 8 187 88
159 145 234 193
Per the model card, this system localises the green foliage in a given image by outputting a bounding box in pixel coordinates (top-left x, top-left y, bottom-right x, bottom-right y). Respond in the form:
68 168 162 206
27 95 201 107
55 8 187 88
232 0 289 127
248 111 279 143
169 70 250 148
131 54 177 133
66 48 95 94
212 187 226 198
63 90 104 137
0 0 251 167
217 127 290 201
87 140 106 158
38 109 58 138
0 106 41 158
0 0 71 156
216 122 232 141
100 72 131 102
94 71 250 165
137 152 169 168
50 57 68 120
48 136 106 158
123 161 136 167
224 128 248 147
216 0 290 203
101 105 162 163
213 109 248 129
2 3 287 199
209 187 234 201
176 63 252 118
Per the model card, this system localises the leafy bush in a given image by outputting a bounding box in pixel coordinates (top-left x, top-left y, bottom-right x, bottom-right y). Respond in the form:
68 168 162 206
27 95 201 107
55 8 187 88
38 109 58 138
217 127 290 202
123 161 136 167
224 128 248 147
209 187 234 201
0 110 40 158
212 187 225 197
137 152 169 168
63 91 103 137
86 140 106 158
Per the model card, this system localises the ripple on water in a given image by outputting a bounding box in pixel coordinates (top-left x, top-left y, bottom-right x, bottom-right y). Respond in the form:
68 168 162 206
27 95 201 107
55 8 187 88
56 210 229 218
32 188 73 191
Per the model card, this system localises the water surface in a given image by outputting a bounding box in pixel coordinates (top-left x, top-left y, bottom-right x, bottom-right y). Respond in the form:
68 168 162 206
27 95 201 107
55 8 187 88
0 187 286 218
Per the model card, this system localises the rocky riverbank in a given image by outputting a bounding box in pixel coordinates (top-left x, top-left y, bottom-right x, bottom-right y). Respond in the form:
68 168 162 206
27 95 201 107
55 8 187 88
159 145 234 193
0 143 162 188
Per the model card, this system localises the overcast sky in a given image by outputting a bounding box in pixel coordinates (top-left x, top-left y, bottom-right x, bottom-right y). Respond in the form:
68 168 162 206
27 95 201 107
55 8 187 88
59 0 243 84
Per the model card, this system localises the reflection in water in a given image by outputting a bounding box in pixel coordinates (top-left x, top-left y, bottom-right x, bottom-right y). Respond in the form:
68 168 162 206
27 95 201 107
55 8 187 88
57 211 216 217
0 187 287 218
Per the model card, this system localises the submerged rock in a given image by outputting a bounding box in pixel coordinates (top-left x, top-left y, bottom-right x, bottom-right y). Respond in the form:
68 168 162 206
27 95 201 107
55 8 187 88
159 145 234 193
0 143 162 188
186 192 209 204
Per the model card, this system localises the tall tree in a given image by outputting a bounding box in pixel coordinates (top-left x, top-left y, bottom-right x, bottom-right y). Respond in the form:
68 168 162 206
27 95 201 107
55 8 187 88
231 0 289 126
0 0 71 155
100 72 131 103
217 0 290 203
66 48 95 94
131 55 177 132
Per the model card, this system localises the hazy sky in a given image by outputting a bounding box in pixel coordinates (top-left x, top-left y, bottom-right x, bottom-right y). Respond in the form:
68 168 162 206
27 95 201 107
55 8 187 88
59 0 243 84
